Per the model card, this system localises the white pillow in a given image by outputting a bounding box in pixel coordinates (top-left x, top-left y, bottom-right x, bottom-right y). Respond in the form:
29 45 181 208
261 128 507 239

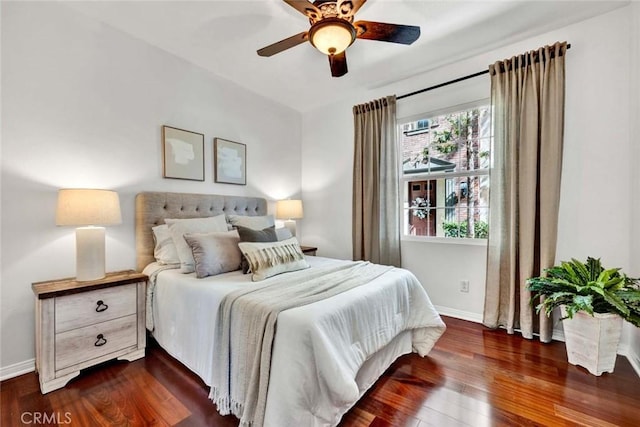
166 215 228 273
183 230 241 278
238 237 309 281
151 224 180 265
275 227 293 241
227 214 274 230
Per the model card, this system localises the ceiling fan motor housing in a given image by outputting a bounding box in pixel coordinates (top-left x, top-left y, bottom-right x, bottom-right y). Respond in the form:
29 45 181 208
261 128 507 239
312 0 356 23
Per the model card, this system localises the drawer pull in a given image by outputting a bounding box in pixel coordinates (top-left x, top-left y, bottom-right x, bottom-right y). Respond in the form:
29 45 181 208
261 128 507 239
95 300 109 312
94 334 107 347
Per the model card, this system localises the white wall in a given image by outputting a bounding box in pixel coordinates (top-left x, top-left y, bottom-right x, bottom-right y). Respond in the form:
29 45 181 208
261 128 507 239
0 2 301 373
626 1 640 374
301 8 634 329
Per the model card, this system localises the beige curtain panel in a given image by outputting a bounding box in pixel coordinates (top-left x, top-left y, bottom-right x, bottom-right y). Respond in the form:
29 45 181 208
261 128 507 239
352 95 401 267
483 42 567 342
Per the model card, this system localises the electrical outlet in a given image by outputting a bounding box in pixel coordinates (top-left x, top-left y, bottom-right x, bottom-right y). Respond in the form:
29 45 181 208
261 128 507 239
460 280 470 293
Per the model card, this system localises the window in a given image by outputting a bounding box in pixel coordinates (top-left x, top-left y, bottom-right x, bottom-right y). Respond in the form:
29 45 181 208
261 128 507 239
400 102 491 239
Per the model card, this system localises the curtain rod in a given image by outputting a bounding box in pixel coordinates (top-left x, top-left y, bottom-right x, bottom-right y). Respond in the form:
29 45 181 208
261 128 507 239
397 43 571 101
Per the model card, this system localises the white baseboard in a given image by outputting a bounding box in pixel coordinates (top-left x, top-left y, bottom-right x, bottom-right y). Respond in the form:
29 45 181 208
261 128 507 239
625 349 640 378
0 358 35 381
434 305 483 323
617 345 640 378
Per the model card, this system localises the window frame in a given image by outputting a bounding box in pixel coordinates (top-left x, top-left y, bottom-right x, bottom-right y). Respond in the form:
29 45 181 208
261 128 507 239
398 99 491 244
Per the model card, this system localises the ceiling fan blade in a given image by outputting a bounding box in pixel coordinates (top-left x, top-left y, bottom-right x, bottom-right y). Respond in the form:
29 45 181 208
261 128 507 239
283 0 323 22
329 51 348 77
337 0 367 19
354 21 420 45
257 32 309 57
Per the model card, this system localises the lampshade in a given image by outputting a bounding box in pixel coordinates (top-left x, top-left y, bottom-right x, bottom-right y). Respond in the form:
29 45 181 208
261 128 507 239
309 18 356 55
56 189 122 226
276 199 304 220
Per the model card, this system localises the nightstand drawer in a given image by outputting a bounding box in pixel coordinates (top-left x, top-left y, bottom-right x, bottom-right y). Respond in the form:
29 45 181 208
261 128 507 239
55 314 137 370
55 283 137 332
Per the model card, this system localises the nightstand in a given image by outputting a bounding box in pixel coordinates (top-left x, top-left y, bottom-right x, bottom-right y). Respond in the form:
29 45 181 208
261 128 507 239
300 246 318 256
32 270 147 394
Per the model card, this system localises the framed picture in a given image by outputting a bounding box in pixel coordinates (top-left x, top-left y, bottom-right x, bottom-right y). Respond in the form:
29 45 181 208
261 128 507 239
162 125 205 181
214 138 246 185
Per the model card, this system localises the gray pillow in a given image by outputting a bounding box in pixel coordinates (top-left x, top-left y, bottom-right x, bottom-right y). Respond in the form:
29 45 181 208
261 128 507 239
236 225 277 273
166 215 229 273
183 230 241 278
236 225 278 242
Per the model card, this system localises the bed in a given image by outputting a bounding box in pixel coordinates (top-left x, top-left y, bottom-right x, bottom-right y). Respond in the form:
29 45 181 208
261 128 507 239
135 191 446 427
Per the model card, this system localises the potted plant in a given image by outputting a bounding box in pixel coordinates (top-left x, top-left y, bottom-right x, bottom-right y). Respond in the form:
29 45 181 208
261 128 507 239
527 257 640 376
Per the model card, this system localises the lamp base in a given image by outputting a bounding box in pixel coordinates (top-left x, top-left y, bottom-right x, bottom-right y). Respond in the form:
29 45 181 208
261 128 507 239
283 220 297 237
76 226 106 281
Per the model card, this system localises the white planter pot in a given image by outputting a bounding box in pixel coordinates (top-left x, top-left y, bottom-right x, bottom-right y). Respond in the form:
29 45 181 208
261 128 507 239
560 306 623 376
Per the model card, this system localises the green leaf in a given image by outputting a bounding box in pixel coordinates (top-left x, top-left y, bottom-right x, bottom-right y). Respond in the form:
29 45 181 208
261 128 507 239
603 277 624 290
549 278 580 290
586 257 602 281
572 294 594 315
584 285 605 297
561 262 581 284
603 290 630 316
616 289 640 302
597 268 620 285
570 258 590 285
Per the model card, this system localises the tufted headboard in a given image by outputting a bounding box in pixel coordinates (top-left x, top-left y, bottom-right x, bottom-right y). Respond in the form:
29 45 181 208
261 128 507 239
135 191 268 271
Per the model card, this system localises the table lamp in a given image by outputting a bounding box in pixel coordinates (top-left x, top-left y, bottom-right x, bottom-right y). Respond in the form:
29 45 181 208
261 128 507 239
276 199 304 237
56 189 122 281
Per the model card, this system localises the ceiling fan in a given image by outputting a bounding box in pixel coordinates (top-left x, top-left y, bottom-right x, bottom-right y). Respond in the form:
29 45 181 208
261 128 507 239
257 0 420 78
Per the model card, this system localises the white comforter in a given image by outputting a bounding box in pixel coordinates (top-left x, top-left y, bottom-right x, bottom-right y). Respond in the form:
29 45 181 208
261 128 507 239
145 256 446 426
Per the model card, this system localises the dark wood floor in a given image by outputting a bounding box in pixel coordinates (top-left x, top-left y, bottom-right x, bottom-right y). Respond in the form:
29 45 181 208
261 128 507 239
2 317 639 426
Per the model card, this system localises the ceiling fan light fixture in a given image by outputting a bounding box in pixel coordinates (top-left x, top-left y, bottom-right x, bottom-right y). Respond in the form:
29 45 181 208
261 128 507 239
309 18 355 55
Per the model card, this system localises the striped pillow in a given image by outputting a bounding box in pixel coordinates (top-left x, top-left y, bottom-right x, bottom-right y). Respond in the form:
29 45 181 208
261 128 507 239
237 237 309 281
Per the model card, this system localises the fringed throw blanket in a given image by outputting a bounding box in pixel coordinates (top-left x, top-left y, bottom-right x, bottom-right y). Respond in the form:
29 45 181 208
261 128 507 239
209 261 392 427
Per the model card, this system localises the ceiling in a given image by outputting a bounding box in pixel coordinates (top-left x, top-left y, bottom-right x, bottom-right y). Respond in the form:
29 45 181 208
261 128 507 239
65 1 627 113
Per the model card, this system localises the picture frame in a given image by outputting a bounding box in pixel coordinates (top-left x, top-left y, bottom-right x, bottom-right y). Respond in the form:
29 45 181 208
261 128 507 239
214 138 246 185
162 125 205 181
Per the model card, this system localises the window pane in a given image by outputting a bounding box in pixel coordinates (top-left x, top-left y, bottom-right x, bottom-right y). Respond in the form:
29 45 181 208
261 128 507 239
405 176 489 238
441 207 489 238
478 106 492 169
401 108 490 175
400 102 491 239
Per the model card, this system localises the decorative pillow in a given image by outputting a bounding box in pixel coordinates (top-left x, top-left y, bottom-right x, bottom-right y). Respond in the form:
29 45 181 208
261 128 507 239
227 214 274 230
275 227 293 241
236 225 278 242
236 225 278 274
151 224 180 265
166 215 229 273
184 230 242 278
238 237 309 281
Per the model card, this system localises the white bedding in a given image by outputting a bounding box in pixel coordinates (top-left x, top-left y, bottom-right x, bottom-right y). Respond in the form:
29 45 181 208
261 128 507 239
145 256 446 426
